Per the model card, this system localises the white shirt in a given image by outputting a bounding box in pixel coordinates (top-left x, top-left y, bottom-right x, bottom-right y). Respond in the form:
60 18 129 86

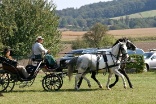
32 42 48 55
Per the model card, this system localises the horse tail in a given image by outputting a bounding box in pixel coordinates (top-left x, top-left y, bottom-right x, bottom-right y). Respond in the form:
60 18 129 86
67 57 78 81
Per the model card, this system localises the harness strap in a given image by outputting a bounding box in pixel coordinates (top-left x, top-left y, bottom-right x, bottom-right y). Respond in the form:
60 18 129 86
102 53 110 73
101 52 120 75
96 55 100 74
96 46 125 75
110 52 115 64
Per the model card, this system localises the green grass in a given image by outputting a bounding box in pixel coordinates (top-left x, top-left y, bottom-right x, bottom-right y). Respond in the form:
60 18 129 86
1 71 156 104
111 10 156 20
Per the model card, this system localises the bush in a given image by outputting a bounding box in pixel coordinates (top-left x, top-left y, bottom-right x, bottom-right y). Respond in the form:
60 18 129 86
71 38 89 49
126 54 145 73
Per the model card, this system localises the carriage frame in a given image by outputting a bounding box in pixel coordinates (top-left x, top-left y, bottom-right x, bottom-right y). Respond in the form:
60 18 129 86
0 56 66 92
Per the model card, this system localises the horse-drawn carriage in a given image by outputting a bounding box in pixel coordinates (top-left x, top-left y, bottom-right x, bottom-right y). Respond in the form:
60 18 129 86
0 38 137 92
0 55 66 92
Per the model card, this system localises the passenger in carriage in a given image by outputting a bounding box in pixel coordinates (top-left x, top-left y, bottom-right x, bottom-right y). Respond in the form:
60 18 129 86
3 47 30 78
32 36 58 69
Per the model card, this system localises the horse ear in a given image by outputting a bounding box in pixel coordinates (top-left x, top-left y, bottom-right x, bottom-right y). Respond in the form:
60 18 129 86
118 41 121 44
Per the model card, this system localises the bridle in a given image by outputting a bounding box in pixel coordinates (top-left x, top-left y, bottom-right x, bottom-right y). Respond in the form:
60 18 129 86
116 43 128 62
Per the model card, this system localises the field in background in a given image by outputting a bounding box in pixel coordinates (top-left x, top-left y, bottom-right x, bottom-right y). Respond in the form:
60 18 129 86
61 31 86 41
61 28 156 41
111 10 156 20
60 28 156 53
108 28 156 38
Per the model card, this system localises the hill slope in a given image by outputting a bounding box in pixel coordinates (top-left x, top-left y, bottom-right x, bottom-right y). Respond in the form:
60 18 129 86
57 0 156 18
111 10 156 20
57 0 156 30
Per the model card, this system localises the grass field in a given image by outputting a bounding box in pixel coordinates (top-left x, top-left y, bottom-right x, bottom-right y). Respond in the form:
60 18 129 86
1 71 156 104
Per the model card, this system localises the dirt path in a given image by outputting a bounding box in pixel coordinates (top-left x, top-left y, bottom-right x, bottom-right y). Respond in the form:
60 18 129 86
135 41 156 52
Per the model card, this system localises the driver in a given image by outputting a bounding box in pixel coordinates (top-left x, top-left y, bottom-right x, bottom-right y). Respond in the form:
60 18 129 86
32 36 57 68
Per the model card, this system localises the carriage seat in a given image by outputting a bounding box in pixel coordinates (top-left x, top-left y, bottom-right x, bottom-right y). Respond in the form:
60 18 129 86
0 56 17 68
30 54 45 67
31 54 57 68
0 56 26 78
1 58 24 77
31 55 43 62
2 62 19 74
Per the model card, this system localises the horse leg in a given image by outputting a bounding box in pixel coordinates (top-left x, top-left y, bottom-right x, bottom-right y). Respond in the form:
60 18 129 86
109 63 133 89
82 74 91 88
77 75 91 88
114 69 127 89
75 73 82 90
119 69 133 88
109 74 119 88
91 71 103 88
77 67 90 88
106 73 113 90
77 77 83 88
75 73 91 90
109 64 125 88
77 71 102 88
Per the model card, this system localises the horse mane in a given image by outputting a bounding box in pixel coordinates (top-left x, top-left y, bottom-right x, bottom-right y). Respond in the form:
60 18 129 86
112 37 127 47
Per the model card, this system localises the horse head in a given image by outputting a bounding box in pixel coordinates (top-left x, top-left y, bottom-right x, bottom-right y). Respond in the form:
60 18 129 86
112 41 129 62
112 38 136 51
120 42 129 59
126 39 136 51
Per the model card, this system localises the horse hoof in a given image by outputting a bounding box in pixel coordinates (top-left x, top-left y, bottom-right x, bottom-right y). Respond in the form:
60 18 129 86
99 85 103 88
88 84 91 88
106 86 111 90
109 84 114 88
124 86 127 89
75 87 79 90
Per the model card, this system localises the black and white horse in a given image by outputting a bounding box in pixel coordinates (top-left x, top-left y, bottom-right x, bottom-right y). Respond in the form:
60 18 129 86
77 38 136 89
68 40 134 90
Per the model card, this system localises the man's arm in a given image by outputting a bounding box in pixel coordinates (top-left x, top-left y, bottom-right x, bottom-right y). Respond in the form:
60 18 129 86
38 43 48 54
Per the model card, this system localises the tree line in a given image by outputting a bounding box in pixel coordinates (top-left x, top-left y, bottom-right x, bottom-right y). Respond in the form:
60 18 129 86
57 0 156 30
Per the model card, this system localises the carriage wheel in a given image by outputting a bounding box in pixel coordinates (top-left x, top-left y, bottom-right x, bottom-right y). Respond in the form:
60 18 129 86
56 73 64 88
0 72 10 92
42 74 62 91
4 74 15 92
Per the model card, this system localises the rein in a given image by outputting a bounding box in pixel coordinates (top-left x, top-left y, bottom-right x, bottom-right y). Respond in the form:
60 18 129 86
115 44 128 62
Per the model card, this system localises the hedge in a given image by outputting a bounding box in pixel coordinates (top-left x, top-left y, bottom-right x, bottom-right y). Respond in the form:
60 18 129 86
126 54 145 73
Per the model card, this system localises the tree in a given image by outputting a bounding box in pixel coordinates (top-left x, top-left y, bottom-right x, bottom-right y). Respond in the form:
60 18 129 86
83 23 115 48
71 37 89 49
0 0 61 56
71 23 115 49
60 18 68 27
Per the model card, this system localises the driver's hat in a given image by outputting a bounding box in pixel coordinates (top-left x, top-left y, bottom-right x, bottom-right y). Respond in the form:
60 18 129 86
36 36 44 40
